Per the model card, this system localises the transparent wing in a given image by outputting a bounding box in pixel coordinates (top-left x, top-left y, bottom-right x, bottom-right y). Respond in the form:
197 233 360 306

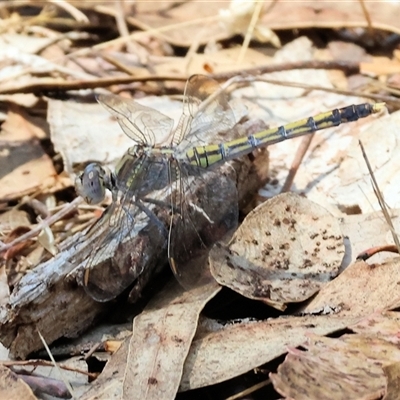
172 75 238 150
76 200 140 301
97 94 174 146
168 160 239 290
78 154 169 302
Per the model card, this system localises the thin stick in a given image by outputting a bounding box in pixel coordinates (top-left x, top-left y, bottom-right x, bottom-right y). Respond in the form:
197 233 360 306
0 197 83 253
281 134 315 193
225 378 271 400
237 0 264 64
37 329 75 399
359 140 400 253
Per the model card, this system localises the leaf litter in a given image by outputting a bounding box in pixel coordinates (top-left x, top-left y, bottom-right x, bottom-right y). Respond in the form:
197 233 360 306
0 1 400 399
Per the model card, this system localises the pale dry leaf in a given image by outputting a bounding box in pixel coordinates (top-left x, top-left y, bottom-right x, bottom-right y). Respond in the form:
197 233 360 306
37 222 57 257
303 259 400 317
361 57 400 76
219 0 281 47
234 36 327 103
270 332 400 400
80 337 129 400
0 43 61 86
331 110 400 213
180 314 358 391
132 1 400 47
155 47 272 77
0 34 57 55
0 105 58 201
210 192 344 310
0 343 9 360
0 209 30 232
327 41 370 64
123 280 221 400
22 246 45 272
340 209 400 268
350 311 400 340
0 365 37 400
259 0 400 35
0 103 49 140
0 94 38 108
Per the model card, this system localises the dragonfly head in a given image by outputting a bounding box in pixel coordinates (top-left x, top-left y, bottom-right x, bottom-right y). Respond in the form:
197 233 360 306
75 163 114 205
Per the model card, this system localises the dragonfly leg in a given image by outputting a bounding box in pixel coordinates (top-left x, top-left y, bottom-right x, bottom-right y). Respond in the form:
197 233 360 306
132 199 169 236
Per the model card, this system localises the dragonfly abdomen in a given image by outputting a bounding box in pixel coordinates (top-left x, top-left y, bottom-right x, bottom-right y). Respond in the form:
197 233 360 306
185 140 259 168
185 102 385 169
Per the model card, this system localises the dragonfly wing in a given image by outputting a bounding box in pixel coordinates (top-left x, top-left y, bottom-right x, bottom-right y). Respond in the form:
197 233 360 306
173 75 238 148
168 161 239 289
77 200 142 301
78 154 170 302
97 93 174 146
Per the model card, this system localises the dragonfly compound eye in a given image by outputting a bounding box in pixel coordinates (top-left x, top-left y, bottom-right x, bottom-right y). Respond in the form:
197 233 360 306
75 163 106 205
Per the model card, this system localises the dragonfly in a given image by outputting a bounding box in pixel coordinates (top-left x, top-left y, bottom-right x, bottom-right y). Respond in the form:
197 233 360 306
75 74 384 302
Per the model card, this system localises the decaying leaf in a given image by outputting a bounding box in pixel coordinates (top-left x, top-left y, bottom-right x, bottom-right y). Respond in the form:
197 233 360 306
210 192 344 310
80 281 221 400
270 331 400 400
303 259 400 317
181 314 358 392
123 281 220 400
350 311 400 339
340 208 400 268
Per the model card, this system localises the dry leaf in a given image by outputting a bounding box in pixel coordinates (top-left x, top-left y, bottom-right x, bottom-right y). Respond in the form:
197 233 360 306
350 311 400 339
80 337 129 400
0 209 30 232
219 0 281 47
0 104 58 201
0 365 37 400
123 280 220 400
132 1 400 47
210 192 344 310
340 209 400 268
181 314 357 391
155 47 272 77
36 222 57 257
270 332 400 400
331 110 400 213
304 259 400 317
